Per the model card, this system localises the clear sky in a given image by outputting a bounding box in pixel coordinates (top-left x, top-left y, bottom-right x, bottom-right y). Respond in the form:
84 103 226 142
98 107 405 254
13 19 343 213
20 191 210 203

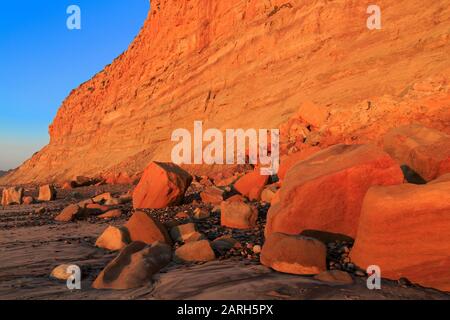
0 0 149 171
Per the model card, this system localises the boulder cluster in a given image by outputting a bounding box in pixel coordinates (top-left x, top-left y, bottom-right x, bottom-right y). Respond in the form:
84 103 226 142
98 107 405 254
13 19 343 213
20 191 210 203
3 124 449 293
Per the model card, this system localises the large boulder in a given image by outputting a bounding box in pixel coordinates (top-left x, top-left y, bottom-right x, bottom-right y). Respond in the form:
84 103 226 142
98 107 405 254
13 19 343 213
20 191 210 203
38 184 56 202
350 179 450 292
260 233 327 275
278 147 321 180
124 211 172 245
266 144 404 239
92 241 172 290
233 169 269 201
220 199 258 230
133 162 192 209
1 187 24 206
383 124 450 181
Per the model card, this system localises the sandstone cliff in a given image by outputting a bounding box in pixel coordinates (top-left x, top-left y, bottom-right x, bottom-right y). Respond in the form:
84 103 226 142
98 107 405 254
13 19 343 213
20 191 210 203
3 0 450 184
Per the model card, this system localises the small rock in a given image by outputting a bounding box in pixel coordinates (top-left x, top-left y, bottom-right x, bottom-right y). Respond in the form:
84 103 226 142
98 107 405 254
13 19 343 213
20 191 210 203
174 240 216 263
252 245 262 254
193 207 210 220
50 264 77 281
98 209 122 219
170 223 198 242
1 187 24 206
124 211 172 245
55 204 85 222
221 200 258 229
22 196 35 205
92 192 113 204
34 207 46 215
95 226 130 251
200 186 224 205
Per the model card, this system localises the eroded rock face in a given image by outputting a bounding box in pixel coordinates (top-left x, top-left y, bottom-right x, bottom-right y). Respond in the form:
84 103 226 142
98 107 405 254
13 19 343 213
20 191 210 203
2 1 450 185
265 144 404 239
350 179 450 292
133 162 192 209
92 241 172 290
1 187 23 206
383 125 450 181
261 233 327 275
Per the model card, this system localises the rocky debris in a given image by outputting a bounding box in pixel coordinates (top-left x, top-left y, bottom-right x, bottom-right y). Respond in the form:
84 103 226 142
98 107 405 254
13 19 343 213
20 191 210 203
192 207 210 220
92 192 113 204
124 211 172 245
54 204 85 222
98 209 122 219
233 169 269 201
221 199 258 230
170 223 200 243
261 233 327 275
95 226 130 251
133 162 192 209
74 176 98 188
260 184 278 203
92 241 172 290
200 186 224 205
50 264 75 281
350 178 450 292
174 240 216 263
314 270 354 285
38 184 56 202
266 144 404 239
384 124 450 182
1 187 24 206
22 196 35 205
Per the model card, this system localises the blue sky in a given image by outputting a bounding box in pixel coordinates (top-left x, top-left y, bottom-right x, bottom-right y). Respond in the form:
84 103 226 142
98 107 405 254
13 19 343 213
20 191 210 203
0 1 149 170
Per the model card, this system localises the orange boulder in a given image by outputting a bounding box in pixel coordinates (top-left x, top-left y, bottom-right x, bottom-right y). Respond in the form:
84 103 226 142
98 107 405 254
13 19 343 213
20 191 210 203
38 184 56 202
350 180 450 292
124 211 172 246
1 187 23 206
278 147 321 180
384 124 450 181
233 169 269 201
260 233 327 275
221 200 258 230
265 144 404 239
133 162 192 209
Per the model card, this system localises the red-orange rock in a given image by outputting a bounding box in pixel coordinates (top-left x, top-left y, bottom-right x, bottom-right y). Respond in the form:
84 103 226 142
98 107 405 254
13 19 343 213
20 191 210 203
296 101 329 129
350 180 450 292
98 209 123 219
261 233 327 275
22 196 35 205
92 241 172 290
1 187 23 206
383 124 450 181
133 162 192 209
221 200 258 230
95 226 130 251
200 186 224 205
174 240 215 262
86 203 110 213
233 169 269 201
265 144 404 239
124 211 172 245
38 184 56 202
55 204 85 222
278 147 321 180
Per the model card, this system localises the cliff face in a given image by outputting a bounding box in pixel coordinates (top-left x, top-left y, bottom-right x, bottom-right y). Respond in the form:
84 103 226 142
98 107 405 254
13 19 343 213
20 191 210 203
3 0 450 184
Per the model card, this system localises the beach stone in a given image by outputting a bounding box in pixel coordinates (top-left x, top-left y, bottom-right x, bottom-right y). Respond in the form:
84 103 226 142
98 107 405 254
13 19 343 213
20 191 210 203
95 226 130 251
38 184 56 202
125 211 172 245
200 186 224 205
260 233 327 275
174 240 216 262
92 241 172 290
55 204 85 222
98 209 122 219
221 200 258 229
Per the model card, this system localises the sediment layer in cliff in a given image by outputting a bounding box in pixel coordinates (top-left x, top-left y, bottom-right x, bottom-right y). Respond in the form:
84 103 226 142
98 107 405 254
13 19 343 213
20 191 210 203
3 0 450 184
